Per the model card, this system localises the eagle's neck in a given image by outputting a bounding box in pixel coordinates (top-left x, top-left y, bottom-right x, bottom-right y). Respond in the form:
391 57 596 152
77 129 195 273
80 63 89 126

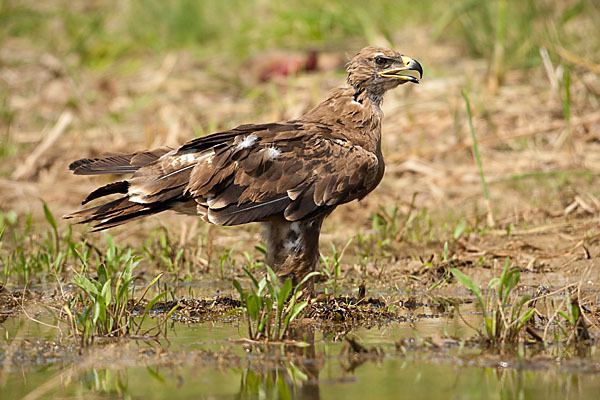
303 86 383 152
360 86 385 108
353 86 384 118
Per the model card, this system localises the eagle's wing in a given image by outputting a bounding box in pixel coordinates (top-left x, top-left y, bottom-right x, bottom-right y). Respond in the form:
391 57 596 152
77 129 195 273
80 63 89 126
181 122 380 225
67 122 380 229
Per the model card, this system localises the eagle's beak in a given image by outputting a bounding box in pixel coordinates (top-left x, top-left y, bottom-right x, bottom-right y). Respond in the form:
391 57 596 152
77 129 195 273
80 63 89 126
379 56 423 84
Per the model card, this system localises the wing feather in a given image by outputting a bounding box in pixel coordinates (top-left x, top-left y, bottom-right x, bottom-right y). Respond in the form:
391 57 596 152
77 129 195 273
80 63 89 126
70 121 380 229
184 124 380 224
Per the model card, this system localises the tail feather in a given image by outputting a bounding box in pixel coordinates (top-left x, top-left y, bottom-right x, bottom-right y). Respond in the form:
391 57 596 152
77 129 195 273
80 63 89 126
65 196 170 231
66 196 137 220
84 203 171 231
82 181 129 204
69 147 173 175
69 156 138 175
66 146 178 229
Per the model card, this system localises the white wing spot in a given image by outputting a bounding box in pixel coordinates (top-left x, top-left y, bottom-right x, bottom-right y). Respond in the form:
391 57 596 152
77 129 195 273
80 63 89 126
196 150 214 164
180 153 196 163
237 135 258 149
129 194 146 203
263 147 281 160
129 188 151 203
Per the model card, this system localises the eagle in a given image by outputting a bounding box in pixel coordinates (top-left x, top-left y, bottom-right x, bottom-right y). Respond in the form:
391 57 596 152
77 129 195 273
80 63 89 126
66 47 423 293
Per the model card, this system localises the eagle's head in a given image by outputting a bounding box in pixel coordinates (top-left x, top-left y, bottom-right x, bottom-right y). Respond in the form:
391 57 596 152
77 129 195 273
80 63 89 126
347 46 423 96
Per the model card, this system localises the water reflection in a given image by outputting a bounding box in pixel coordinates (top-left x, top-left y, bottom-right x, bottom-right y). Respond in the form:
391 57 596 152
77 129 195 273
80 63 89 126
66 343 600 400
237 361 316 400
237 328 321 399
83 368 132 399
3 320 599 400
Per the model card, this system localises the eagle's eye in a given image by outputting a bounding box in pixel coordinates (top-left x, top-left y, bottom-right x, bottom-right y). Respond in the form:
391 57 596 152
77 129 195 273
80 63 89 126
374 56 388 66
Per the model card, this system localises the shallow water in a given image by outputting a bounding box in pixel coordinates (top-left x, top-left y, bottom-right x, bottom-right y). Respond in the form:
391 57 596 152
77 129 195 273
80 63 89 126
2 311 599 400
10 356 600 399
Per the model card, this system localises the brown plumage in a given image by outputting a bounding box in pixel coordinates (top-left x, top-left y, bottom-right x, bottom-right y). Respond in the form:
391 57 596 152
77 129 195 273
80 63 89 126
66 47 423 291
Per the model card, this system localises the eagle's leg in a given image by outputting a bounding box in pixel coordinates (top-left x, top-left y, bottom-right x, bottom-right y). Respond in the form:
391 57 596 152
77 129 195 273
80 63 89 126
262 216 324 296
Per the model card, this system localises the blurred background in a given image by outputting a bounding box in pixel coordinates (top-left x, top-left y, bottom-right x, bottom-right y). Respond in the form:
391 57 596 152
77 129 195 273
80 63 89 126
1 0 600 249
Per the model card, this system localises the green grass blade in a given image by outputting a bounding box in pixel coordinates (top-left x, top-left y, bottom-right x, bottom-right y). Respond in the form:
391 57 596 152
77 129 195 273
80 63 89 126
461 90 489 201
232 279 245 299
145 291 167 314
243 267 260 289
450 268 483 307
42 202 57 232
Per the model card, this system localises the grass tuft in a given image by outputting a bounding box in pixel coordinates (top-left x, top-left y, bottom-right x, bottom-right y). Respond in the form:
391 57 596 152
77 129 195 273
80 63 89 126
451 258 535 345
233 265 319 341
67 235 173 345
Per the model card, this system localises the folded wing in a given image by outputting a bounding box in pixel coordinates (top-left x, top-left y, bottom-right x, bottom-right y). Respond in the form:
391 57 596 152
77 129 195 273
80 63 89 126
67 122 380 229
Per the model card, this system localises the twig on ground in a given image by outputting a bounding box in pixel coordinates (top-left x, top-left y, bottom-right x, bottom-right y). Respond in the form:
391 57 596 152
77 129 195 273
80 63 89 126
12 111 74 180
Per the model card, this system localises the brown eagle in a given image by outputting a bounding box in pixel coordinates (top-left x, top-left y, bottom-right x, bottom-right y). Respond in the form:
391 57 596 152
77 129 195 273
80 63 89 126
66 47 422 291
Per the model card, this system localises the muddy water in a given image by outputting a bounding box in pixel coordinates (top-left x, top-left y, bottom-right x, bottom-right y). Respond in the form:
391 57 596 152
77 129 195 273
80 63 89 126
1 311 599 400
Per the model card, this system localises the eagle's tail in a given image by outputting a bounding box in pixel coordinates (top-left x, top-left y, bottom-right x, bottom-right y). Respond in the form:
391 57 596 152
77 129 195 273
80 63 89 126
64 196 170 231
65 147 175 230
68 147 173 175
